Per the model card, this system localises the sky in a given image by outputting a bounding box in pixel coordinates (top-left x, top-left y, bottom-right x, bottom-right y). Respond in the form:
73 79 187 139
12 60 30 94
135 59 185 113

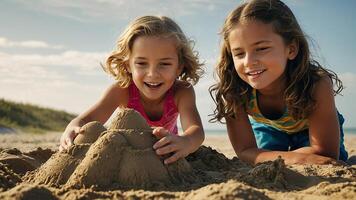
1 0 356 130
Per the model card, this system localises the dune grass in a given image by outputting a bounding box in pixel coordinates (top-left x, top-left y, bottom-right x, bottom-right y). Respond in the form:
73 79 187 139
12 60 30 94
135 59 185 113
0 98 76 133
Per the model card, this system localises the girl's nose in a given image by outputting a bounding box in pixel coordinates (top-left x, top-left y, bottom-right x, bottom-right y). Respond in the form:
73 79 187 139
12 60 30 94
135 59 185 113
244 53 258 68
147 66 158 77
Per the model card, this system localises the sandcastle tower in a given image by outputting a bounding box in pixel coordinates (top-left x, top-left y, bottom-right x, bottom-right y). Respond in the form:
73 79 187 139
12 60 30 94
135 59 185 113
24 108 197 189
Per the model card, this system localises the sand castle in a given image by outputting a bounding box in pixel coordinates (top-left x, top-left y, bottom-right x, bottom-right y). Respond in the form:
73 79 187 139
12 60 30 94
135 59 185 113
1 108 355 199
23 108 197 190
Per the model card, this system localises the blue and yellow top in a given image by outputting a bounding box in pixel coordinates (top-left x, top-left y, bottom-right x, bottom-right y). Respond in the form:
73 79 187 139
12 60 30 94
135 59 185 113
246 89 308 134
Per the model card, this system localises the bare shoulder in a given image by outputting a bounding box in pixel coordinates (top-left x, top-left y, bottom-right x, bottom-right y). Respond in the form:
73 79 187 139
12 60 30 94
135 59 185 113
313 76 334 99
79 82 129 123
173 80 194 97
102 82 129 106
107 82 127 93
172 80 195 106
309 75 336 118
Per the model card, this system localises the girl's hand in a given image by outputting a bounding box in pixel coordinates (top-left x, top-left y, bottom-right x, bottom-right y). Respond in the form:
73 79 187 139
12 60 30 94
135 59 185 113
152 127 192 165
59 127 81 152
293 153 344 165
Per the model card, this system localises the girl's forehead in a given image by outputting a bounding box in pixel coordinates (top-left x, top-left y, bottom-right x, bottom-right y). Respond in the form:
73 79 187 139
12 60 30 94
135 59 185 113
234 20 275 36
130 36 179 58
132 35 177 49
135 35 177 44
228 20 280 45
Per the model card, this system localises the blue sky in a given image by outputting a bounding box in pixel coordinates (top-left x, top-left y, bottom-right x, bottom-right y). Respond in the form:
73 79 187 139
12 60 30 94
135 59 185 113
1 0 355 129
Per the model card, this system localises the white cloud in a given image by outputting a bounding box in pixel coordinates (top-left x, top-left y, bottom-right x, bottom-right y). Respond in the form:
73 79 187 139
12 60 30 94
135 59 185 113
14 0 234 22
0 49 112 113
0 37 64 49
0 50 107 72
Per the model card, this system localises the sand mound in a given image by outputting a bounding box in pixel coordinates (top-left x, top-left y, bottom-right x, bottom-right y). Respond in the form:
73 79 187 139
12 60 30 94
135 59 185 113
0 183 58 200
0 108 355 199
25 108 197 190
0 162 21 192
0 148 41 175
0 143 355 199
185 180 269 200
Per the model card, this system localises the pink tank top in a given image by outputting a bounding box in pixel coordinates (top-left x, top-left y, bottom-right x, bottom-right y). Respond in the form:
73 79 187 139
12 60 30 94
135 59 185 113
127 83 179 135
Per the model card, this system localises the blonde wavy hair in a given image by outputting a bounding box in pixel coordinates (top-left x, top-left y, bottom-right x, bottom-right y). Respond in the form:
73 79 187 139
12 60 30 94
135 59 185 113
209 0 343 123
103 15 204 87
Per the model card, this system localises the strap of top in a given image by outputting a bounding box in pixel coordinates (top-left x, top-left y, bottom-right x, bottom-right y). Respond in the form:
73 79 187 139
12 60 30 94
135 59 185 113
246 89 308 134
127 83 179 134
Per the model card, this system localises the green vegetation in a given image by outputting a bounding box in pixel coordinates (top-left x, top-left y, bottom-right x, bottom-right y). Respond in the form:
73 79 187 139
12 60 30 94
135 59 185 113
0 98 76 133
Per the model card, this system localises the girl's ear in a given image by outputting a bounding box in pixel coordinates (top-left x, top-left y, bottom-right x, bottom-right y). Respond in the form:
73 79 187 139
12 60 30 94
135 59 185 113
125 61 131 73
177 64 184 77
287 40 299 60
126 66 131 73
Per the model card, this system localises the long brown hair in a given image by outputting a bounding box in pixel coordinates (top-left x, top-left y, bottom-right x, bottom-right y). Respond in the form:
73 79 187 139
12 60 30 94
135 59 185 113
103 15 204 87
209 0 343 123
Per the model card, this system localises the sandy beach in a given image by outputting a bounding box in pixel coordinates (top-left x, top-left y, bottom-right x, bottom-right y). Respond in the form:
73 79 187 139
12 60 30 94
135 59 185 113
0 111 355 200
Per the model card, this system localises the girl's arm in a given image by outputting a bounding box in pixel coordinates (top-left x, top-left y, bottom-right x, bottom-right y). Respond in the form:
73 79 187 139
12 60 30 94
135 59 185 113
59 83 127 151
177 83 205 152
153 82 204 164
226 104 338 165
76 83 128 124
292 77 340 159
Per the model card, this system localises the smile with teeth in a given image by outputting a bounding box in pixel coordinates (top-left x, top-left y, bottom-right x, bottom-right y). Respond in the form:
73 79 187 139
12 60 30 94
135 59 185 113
246 69 265 76
144 82 163 88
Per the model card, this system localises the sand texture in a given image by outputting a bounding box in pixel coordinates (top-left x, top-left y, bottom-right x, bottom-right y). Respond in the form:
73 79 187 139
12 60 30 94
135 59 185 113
0 108 355 199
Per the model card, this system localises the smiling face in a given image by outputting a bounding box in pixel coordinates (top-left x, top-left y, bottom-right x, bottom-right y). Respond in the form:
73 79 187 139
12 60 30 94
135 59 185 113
228 20 297 94
128 36 182 103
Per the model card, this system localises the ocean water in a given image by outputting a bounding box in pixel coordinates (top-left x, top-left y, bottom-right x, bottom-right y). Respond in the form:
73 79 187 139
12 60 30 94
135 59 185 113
345 128 356 135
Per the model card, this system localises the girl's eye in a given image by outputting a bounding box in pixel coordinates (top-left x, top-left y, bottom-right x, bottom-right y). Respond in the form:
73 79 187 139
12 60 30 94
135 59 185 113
233 52 245 58
135 62 147 66
159 63 171 68
257 47 269 52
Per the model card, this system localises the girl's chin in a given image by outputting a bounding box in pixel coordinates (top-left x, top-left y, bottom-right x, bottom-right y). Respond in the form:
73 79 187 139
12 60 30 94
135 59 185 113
248 83 267 90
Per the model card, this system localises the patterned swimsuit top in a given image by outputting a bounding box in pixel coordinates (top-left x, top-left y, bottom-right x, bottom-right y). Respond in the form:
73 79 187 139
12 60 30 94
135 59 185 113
127 83 179 135
246 89 309 134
